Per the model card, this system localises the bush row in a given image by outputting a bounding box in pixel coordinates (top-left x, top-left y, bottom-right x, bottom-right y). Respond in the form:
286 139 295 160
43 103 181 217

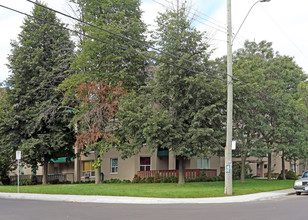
73 172 225 184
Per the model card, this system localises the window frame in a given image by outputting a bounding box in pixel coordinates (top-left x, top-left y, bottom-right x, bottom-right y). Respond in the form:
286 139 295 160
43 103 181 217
140 157 151 171
197 157 210 169
82 161 95 177
110 158 118 174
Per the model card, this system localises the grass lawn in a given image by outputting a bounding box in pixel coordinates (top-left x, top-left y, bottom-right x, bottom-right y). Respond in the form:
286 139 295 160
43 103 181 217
0 179 295 198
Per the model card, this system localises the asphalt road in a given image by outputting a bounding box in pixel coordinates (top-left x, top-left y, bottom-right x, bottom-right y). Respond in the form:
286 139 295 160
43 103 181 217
0 194 307 220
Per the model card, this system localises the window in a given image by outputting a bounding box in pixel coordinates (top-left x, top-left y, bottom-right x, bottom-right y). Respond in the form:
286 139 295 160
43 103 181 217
140 157 151 171
111 158 118 174
82 161 95 177
197 157 210 169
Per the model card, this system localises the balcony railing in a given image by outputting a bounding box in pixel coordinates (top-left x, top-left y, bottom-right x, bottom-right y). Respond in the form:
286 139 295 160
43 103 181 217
137 169 217 179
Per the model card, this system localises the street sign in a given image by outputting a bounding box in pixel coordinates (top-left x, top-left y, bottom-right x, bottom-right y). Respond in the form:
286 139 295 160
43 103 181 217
232 140 236 150
16 151 21 160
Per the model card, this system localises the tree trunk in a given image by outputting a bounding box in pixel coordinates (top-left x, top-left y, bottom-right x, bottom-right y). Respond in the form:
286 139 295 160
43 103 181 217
42 155 49 185
240 154 247 183
178 157 185 185
281 150 286 180
267 152 272 181
94 152 101 184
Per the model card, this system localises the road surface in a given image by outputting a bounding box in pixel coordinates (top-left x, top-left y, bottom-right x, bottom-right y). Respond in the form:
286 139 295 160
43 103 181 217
0 194 306 220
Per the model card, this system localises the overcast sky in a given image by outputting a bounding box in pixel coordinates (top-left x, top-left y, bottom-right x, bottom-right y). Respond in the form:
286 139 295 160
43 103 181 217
0 0 307 83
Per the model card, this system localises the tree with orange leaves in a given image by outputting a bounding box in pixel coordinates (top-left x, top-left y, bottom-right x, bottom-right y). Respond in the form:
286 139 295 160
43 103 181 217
73 79 124 184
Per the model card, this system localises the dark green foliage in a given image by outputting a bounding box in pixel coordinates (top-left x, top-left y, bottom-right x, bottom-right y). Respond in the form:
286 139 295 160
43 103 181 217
116 2 225 184
61 0 148 99
132 174 141 183
232 162 252 180
285 170 298 180
145 177 154 183
122 179 131 184
0 88 16 179
154 173 161 183
31 175 38 185
49 179 60 184
0 176 10 185
195 171 209 182
5 2 76 184
103 178 122 184
219 171 225 181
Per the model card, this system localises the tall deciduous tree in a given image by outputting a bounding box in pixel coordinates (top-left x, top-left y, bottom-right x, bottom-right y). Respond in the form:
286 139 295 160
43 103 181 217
60 0 148 97
231 41 307 181
231 40 274 183
73 80 124 184
5 2 75 184
116 2 225 184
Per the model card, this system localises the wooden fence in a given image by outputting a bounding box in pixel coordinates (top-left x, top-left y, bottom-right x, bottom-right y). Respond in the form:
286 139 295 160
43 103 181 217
137 169 217 179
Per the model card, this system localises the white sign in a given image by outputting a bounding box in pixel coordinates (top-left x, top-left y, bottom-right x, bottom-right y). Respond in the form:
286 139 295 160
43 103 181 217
16 151 21 160
232 140 236 150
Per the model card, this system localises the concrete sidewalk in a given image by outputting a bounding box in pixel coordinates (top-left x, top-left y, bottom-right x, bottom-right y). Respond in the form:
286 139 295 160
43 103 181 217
0 188 295 204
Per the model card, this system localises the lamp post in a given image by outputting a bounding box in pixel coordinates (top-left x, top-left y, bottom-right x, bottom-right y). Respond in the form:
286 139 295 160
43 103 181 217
225 0 271 196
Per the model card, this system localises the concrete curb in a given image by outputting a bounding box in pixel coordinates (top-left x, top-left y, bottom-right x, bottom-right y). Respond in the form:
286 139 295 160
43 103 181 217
0 189 295 204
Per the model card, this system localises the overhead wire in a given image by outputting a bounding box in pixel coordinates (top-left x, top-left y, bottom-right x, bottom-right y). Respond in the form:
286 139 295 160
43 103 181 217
2 3 302 109
261 5 308 63
151 0 227 34
0 3 227 85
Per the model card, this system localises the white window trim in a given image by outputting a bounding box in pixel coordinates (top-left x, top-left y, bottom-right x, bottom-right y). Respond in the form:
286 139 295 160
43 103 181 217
110 158 118 174
197 157 210 169
140 157 151 171
82 161 95 178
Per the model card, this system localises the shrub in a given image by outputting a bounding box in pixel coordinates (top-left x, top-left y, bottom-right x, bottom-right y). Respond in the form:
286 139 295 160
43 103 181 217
154 173 161 183
109 178 122 183
1 176 10 185
161 176 170 183
11 179 32 186
219 172 225 181
199 171 209 182
132 174 141 183
31 175 38 185
286 170 298 180
49 179 60 184
185 178 195 183
122 179 131 183
168 176 178 183
145 177 154 183
103 178 122 184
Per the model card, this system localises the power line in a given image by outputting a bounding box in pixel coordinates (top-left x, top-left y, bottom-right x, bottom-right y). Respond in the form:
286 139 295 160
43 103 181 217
261 5 308 63
161 0 227 31
0 4 227 85
152 0 226 34
25 0 211 70
1 4 302 110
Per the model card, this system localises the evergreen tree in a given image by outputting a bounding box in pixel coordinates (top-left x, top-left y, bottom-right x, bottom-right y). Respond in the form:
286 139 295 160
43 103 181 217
5 2 75 184
0 87 15 184
116 2 225 184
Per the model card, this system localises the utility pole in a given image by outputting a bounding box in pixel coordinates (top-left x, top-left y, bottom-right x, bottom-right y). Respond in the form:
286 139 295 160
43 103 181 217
225 0 233 196
224 0 271 195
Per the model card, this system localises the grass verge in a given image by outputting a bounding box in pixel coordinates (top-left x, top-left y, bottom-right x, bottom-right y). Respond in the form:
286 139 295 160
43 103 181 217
0 179 294 198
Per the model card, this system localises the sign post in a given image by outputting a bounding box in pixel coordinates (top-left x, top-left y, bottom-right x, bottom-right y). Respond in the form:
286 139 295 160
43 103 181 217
16 151 21 193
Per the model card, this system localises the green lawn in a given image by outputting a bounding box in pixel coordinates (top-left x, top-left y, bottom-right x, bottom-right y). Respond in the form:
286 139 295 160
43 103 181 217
0 179 295 198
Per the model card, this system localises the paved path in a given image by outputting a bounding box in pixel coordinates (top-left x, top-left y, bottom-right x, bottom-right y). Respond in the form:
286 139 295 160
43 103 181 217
0 188 295 204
